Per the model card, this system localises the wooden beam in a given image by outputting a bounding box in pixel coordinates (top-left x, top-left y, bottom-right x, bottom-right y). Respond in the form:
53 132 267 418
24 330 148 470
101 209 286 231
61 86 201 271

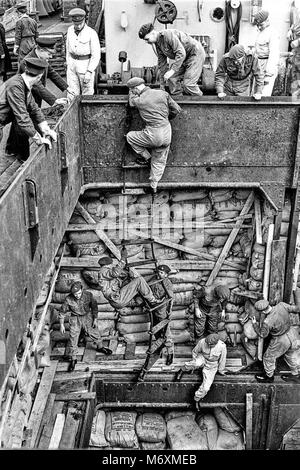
246 393 253 450
34 393 56 448
48 413 66 449
66 222 251 231
59 404 82 449
24 361 58 448
292 246 300 292
55 392 96 401
37 401 64 449
206 192 255 286
75 202 121 260
254 198 262 244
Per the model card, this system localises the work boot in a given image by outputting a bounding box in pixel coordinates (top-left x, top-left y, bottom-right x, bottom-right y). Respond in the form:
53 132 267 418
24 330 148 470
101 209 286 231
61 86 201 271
68 359 77 372
174 368 184 382
136 156 150 166
255 373 274 383
97 346 113 355
281 373 300 383
166 353 174 366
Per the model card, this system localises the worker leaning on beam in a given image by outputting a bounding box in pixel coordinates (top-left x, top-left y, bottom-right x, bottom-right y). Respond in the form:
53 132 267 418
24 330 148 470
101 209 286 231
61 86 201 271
215 44 264 100
66 8 100 99
253 299 300 383
0 57 57 156
253 10 280 97
59 281 113 373
13 3 38 61
126 77 181 194
138 23 205 97
175 333 228 402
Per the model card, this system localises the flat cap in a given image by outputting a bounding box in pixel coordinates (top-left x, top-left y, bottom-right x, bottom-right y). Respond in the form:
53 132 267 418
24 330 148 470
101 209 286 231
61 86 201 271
24 57 47 75
138 23 154 39
214 285 230 300
98 256 113 266
158 264 171 274
0 7 5 15
36 36 57 48
127 77 145 88
205 333 220 346
255 299 270 311
70 281 83 293
15 3 27 10
253 9 269 25
69 7 86 20
228 44 245 60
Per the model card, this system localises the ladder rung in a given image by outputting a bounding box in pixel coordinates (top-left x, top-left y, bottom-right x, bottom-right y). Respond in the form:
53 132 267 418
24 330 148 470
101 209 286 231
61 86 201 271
146 299 172 312
127 259 157 267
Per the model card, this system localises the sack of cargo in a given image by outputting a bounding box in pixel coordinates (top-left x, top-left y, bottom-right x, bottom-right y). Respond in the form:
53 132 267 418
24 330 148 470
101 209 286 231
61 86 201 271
170 272 203 284
253 242 265 255
234 189 251 200
239 272 248 287
170 200 212 220
251 258 264 269
69 214 87 224
82 269 101 289
140 441 166 450
146 246 179 260
118 313 150 324
98 319 115 336
196 414 219 450
214 210 241 220
117 322 150 335
214 278 239 289
226 303 240 313
123 331 150 343
218 321 226 331
226 323 243 334
238 310 249 325
173 283 199 292
248 279 262 291
98 311 117 321
209 189 233 204
207 246 222 258
250 266 264 281
170 329 191 343
229 288 245 305
170 309 188 320
182 230 212 247
230 242 243 257
210 235 228 248
213 198 245 212
252 252 265 263
173 291 194 305
98 303 116 312
136 191 169 206
205 227 232 237
103 192 138 205
105 411 138 448
165 410 196 422
122 243 144 258
226 255 247 265
225 313 239 323
69 231 101 245
213 407 241 433
169 319 188 330
167 415 208 450
55 269 84 293
52 291 68 303
89 409 108 447
50 330 70 342
243 319 258 339
82 189 101 199
72 241 107 257
182 247 209 260
216 429 245 450
136 413 166 443
171 189 207 202
86 289 108 304
118 306 144 316
217 270 240 279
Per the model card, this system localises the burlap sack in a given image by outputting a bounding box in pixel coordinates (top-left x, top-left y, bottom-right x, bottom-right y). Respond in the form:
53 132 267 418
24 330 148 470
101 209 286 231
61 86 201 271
135 413 166 443
105 411 138 448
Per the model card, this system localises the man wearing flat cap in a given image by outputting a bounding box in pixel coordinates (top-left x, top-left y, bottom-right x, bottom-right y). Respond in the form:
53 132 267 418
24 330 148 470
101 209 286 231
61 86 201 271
0 56 57 160
215 43 264 99
126 76 181 193
59 281 112 372
14 3 38 61
252 299 300 383
253 10 280 96
0 8 11 83
175 334 228 402
138 23 205 96
66 7 100 99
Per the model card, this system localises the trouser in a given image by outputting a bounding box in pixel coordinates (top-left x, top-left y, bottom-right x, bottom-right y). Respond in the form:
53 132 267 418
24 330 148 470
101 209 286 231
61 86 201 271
257 58 278 97
167 48 205 96
109 276 156 309
152 307 174 355
126 124 171 189
291 51 300 97
184 355 218 400
67 66 95 98
194 311 218 340
263 330 300 377
6 119 30 159
18 37 36 61
66 313 102 360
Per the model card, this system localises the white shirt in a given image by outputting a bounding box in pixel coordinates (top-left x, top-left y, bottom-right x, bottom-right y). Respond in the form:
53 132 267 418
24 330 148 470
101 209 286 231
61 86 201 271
66 24 100 74
192 338 227 372
254 25 280 76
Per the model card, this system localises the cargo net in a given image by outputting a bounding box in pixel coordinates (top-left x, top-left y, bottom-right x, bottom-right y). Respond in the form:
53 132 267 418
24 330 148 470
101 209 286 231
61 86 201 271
49 187 294 371
89 406 245 450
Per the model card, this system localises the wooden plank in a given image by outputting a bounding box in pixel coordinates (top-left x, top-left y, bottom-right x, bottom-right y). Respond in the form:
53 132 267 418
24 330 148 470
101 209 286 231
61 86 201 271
25 361 58 448
124 342 136 360
234 289 263 300
206 192 255 285
83 344 97 363
49 413 66 449
108 338 118 353
66 222 251 231
269 239 287 305
254 198 263 244
59 404 82 449
34 393 56 448
75 202 121 260
55 392 96 401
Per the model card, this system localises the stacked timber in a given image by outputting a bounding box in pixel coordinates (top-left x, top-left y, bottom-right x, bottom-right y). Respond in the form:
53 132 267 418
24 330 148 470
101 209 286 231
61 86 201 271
89 407 245 450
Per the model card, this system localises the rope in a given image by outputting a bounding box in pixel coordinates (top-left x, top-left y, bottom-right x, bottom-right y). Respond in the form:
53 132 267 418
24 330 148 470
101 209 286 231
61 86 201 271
225 0 243 53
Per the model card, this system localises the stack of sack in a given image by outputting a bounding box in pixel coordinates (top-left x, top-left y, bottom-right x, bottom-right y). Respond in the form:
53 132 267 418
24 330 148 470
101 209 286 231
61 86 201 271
89 407 245 450
239 242 265 293
238 300 260 360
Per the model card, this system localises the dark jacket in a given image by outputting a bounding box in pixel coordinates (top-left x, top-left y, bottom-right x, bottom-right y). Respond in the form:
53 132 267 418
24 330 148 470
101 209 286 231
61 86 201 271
59 290 98 321
15 15 38 47
0 22 12 73
0 74 44 137
19 47 68 106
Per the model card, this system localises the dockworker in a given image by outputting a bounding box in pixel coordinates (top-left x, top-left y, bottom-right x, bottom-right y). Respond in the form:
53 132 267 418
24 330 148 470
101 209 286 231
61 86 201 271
148 264 174 366
175 334 227 402
59 281 112 373
97 256 161 309
0 8 12 83
252 299 300 383
0 57 57 159
253 10 280 96
189 284 230 340
66 7 100 99
126 77 181 193
215 44 264 99
13 3 38 61
138 23 205 96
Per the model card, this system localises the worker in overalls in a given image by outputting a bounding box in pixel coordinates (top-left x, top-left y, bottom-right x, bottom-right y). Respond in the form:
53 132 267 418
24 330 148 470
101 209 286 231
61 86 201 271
66 8 100 99
175 334 227 402
0 57 56 158
126 77 181 194
59 281 112 373
13 3 38 61
253 10 280 96
138 23 205 96
252 299 300 383
149 264 174 366
97 256 161 309
215 44 264 99
0 8 12 83
190 284 230 340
